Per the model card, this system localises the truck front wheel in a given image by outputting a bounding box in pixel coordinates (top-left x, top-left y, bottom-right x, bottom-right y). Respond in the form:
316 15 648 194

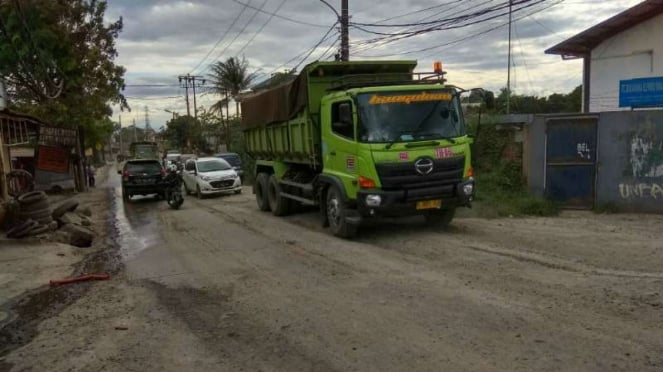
425 208 455 228
267 175 290 216
255 173 271 211
326 186 357 239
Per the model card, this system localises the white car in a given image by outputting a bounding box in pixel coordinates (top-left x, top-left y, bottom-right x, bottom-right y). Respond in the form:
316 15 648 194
182 157 242 198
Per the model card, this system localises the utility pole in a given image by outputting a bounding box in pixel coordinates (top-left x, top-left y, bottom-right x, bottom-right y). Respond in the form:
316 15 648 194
119 115 123 155
178 74 205 118
132 118 137 142
506 0 512 114
144 106 151 141
340 0 349 61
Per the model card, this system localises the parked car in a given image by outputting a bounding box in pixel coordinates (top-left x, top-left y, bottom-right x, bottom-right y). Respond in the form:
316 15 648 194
118 159 165 200
214 152 243 181
182 157 241 198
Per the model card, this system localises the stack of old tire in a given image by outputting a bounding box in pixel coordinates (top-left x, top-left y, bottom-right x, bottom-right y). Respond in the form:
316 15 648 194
6 191 54 238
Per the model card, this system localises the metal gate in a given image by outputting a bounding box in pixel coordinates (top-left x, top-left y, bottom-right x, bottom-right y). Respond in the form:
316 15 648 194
545 117 598 209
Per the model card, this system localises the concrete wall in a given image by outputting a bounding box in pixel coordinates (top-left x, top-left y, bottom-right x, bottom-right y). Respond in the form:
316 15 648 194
589 13 663 112
525 110 663 212
596 110 663 212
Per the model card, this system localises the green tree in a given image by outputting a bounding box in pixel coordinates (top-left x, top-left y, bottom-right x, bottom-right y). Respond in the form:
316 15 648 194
163 115 204 153
208 56 257 117
0 0 126 140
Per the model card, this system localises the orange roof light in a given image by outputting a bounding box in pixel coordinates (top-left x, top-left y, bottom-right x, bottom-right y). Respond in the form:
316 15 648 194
433 61 443 74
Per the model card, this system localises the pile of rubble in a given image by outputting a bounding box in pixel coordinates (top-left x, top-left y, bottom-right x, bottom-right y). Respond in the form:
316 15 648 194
4 191 95 247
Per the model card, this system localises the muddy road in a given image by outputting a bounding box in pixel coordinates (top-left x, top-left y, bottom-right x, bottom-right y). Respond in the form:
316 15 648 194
2 166 663 371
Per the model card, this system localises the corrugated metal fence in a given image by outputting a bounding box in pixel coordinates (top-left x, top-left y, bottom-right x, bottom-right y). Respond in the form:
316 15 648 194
526 110 663 213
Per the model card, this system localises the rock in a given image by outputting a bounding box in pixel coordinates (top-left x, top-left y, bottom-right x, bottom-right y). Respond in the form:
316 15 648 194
78 207 92 217
51 200 79 219
61 224 94 247
48 221 58 231
52 230 72 244
59 212 83 226
80 216 92 226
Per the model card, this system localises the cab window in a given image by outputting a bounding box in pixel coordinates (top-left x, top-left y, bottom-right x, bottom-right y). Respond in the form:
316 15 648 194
331 101 354 139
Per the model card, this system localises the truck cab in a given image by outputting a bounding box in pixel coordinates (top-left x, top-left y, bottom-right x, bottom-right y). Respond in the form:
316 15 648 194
320 85 474 227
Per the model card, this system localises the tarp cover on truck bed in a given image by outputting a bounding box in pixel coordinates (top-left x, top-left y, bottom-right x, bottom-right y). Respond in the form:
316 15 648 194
241 73 308 130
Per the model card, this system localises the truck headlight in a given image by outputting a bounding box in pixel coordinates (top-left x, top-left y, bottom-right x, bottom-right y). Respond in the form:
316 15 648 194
463 183 474 196
366 194 382 207
201 175 211 181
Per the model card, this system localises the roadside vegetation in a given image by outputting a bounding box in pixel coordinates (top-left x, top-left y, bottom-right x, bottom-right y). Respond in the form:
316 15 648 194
460 87 583 218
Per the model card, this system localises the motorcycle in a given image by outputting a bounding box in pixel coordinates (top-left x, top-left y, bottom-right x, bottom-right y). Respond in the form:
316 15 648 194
162 166 184 210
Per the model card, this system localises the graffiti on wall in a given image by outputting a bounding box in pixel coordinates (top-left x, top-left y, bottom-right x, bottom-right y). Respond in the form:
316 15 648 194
620 132 663 199
619 182 663 199
630 135 663 178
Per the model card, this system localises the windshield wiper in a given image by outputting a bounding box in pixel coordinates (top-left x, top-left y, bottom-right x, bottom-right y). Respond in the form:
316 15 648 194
385 130 412 149
385 131 456 149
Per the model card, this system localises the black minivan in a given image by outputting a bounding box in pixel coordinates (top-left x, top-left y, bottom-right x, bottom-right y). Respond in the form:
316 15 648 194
215 152 243 181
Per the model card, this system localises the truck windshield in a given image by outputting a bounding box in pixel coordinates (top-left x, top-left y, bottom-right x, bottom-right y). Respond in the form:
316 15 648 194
356 90 464 143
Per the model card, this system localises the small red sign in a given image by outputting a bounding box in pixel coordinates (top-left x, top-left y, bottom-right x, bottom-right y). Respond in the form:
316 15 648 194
435 147 454 159
346 156 355 171
37 145 69 173
399 152 409 161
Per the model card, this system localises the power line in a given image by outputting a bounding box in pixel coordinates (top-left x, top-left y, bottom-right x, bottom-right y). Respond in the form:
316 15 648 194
205 0 269 71
125 84 180 87
292 23 339 73
190 0 252 74
354 0 562 58
318 0 340 17
125 96 183 100
363 1 463 25
256 29 339 83
349 0 497 53
234 0 287 57
231 0 330 28
352 0 535 28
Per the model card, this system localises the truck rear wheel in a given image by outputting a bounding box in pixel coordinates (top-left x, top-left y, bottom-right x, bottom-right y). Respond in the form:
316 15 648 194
425 208 455 228
255 173 271 211
267 175 290 216
326 186 357 239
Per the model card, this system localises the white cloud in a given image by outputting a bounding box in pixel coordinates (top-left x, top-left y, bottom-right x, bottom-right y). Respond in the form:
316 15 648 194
109 0 646 128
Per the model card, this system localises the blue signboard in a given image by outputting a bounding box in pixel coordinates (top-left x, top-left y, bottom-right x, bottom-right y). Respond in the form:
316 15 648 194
619 77 663 108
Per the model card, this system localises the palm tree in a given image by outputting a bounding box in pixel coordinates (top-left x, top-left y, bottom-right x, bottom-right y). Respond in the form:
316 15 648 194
209 56 257 118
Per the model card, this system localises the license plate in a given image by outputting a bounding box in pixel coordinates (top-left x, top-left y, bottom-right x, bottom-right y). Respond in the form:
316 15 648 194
416 199 442 210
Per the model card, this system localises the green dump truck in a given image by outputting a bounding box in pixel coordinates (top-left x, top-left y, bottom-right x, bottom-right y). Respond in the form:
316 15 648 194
242 60 475 238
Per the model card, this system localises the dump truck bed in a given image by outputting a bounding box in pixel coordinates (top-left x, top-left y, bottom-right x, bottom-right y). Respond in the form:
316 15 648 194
241 61 417 167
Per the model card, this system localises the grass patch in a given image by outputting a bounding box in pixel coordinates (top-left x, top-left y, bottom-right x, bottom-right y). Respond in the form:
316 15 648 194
469 161 560 218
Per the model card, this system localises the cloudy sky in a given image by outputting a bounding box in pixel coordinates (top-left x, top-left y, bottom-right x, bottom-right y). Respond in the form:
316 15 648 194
106 0 643 129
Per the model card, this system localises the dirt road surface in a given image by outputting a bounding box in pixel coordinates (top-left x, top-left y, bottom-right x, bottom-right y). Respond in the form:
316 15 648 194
2 166 662 371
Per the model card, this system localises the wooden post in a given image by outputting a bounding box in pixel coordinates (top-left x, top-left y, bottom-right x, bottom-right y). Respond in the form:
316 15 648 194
0 122 8 201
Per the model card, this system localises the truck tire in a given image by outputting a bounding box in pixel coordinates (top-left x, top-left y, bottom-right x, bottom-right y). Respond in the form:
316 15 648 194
52 200 79 219
17 191 47 206
425 208 455 228
267 175 289 216
326 186 357 239
255 173 271 212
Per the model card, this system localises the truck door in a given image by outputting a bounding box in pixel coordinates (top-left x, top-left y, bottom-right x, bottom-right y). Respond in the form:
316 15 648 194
323 100 358 193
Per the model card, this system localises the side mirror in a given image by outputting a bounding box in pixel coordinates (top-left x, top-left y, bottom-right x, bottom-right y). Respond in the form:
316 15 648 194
338 103 352 125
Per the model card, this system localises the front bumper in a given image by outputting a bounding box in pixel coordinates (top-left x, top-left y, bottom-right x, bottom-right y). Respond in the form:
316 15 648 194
356 179 474 217
199 177 242 194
